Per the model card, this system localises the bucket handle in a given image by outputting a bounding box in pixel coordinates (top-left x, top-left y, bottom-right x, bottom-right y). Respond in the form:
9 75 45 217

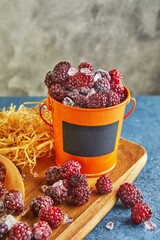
124 97 136 119
39 103 53 127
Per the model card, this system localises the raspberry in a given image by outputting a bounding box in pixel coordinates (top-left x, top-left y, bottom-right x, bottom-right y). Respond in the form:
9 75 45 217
52 61 71 83
61 160 81 179
32 221 52 240
44 71 55 89
39 206 63 229
68 72 94 90
95 175 112 194
107 91 120 107
78 62 94 72
49 83 67 102
0 182 6 197
94 69 111 82
70 173 88 188
93 78 110 94
8 222 32 240
110 82 124 94
0 163 6 183
131 202 152 224
109 69 122 84
4 190 23 216
117 183 143 208
86 93 107 108
45 166 62 185
45 180 68 204
30 195 54 216
73 94 87 108
0 222 8 240
71 187 91 206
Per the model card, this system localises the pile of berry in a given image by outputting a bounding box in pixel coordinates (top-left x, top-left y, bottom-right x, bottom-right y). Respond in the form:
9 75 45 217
44 61 126 108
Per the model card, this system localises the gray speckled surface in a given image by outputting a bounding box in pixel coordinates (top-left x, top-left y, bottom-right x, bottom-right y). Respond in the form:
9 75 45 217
0 96 160 239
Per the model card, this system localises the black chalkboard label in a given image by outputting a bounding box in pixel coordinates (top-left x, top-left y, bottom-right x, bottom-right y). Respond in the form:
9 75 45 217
63 121 119 157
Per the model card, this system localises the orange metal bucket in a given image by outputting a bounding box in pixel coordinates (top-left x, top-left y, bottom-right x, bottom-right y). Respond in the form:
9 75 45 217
40 85 135 177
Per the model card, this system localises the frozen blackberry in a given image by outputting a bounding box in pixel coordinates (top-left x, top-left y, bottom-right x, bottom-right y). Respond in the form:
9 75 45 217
30 195 54 216
0 163 6 183
73 94 87 108
109 69 122 83
95 175 112 194
71 187 91 206
39 206 63 229
45 166 62 185
0 201 4 213
61 160 81 179
86 93 107 108
0 182 6 197
70 173 88 188
107 91 120 107
52 61 71 83
78 62 94 72
68 72 94 90
32 221 52 240
110 82 124 94
4 190 23 216
45 180 68 204
94 69 111 82
66 89 79 99
117 183 143 208
131 202 152 224
0 222 8 240
8 222 32 240
44 71 55 89
49 83 67 102
93 78 110 94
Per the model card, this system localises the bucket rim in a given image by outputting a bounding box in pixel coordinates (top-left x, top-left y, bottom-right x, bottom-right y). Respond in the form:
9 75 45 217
47 85 131 112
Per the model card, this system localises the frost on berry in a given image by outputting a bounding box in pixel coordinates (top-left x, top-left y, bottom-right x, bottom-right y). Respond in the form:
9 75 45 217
86 88 96 98
68 66 78 76
144 220 156 230
106 221 114 230
0 201 4 213
79 68 93 75
2 215 18 229
64 213 73 223
62 97 74 107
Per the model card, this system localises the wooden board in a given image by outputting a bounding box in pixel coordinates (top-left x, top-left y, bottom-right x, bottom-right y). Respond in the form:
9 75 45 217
21 138 147 240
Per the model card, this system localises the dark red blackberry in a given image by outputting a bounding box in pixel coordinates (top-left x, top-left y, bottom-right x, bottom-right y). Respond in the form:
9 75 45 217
45 166 62 185
0 222 8 240
30 195 54 216
94 69 111 82
79 86 91 95
66 89 79 99
109 69 122 84
0 163 6 183
49 83 67 102
131 202 152 224
39 206 63 229
52 61 71 83
70 173 88 188
8 222 32 240
61 160 81 179
93 78 110 94
68 72 94 90
95 175 112 194
4 190 23 216
32 221 52 240
78 62 94 72
71 187 91 206
117 183 143 208
45 180 68 204
107 91 120 107
118 91 126 102
86 93 107 108
110 82 124 94
0 201 4 213
73 94 87 108
0 182 6 197
44 71 55 89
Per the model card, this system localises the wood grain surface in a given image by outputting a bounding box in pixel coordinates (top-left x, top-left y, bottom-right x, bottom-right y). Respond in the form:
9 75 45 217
21 138 147 240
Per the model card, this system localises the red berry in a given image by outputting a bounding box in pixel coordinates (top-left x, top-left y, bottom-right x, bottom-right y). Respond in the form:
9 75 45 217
68 72 94 90
78 62 94 72
32 221 52 240
107 91 120 107
131 202 152 224
52 61 71 83
45 166 62 185
4 190 23 216
117 183 143 208
110 82 124 94
95 175 112 194
61 160 81 179
70 173 88 188
93 78 110 94
109 69 122 83
0 222 8 240
39 206 63 229
94 69 111 82
0 182 6 197
30 195 54 216
0 163 6 183
8 222 32 240
71 187 91 206
73 94 87 108
86 93 107 108
44 71 55 89
49 83 67 102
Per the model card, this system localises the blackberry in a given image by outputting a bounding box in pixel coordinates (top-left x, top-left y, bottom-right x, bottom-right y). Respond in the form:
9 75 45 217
93 78 110 94
71 187 91 206
52 61 71 83
39 206 63 229
45 166 62 185
4 190 23 216
70 173 88 188
86 93 107 108
0 163 6 183
68 72 94 90
94 69 111 82
131 202 152 224
8 222 32 240
78 62 94 72
30 195 54 216
107 91 120 107
73 94 87 108
0 182 6 197
109 69 122 84
110 82 124 94
0 222 8 240
32 221 52 240
44 71 55 89
95 175 112 194
66 89 79 99
61 160 81 179
45 180 68 204
117 183 143 208
49 83 67 102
